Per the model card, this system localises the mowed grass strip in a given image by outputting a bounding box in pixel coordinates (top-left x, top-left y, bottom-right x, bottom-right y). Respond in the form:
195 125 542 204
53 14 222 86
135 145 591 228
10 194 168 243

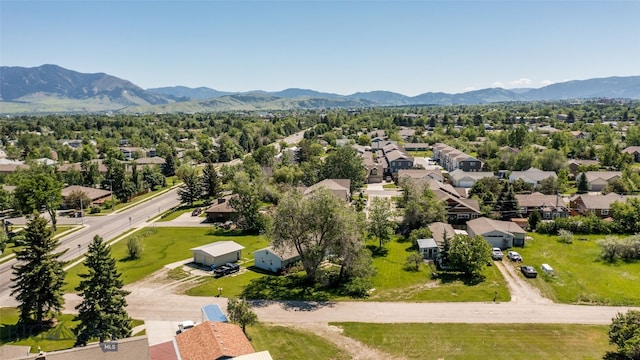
65 227 269 293
517 233 640 305
336 322 613 360
248 323 350 360
368 238 510 302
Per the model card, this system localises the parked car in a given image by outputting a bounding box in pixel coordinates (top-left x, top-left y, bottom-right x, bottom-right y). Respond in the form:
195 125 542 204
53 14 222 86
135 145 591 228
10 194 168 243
177 320 195 334
507 251 522 262
491 248 504 260
191 207 202 216
213 263 240 278
520 265 538 278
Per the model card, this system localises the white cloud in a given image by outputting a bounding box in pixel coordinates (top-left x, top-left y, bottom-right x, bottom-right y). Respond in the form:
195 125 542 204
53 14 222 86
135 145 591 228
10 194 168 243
492 82 505 88
464 86 477 91
509 78 532 86
540 80 554 86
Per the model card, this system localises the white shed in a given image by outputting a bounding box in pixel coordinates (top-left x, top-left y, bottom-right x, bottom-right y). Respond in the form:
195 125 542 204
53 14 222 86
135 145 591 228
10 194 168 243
190 241 244 268
417 238 439 260
254 246 300 273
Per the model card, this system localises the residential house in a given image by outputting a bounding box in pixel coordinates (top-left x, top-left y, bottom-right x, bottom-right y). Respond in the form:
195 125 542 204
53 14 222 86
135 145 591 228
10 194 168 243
383 149 414 175
398 128 416 139
570 130 589 139
570 193 632 218
0 159 28 175
466 217 526 249
566 159 600 176
175 321 255 359
515 192 569 219
61 185 112 206
448 169 495 188
361 151 383 184
204 196 237 222
509 167 557 186
302 179 351 202
17 336 149 360
403 143 429 151
431 143 482 172
190 240 244 268
58 159 109 176
427 222 457 249
427 180 481 222
623 146 640 162
253 245 301 273
397 169 444 184
582 171 622 192
130 156 166 171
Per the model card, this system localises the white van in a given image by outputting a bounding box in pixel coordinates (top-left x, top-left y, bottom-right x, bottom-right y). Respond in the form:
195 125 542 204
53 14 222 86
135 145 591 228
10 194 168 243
177 320 195 334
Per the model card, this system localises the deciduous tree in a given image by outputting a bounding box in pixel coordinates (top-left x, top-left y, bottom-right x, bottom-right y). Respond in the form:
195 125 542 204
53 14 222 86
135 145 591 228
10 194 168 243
605 310 640 360
12 165 63 231
447 234 491 280
227 298 257 334
367 197 397 248
176 165 202 206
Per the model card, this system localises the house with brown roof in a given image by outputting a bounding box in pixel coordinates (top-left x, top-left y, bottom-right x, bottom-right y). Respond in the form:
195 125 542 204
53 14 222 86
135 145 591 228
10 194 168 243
397 168 444 184
58 159 109 175
61 185 112 206
205 196 237 222
426 180 481 222
175 321 255 360
360 151 383 184
302 179 351 202
582 171 622 192
622 146 640 162
432 143 482 172
570 193 632 218
515 192 569 219
427 221 456 249
566 159 600 175
466 217 526 249
403 142 429 151
17 336 149 360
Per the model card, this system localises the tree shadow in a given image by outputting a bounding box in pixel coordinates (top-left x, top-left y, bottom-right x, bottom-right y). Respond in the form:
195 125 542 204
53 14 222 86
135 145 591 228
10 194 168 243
432 271 485 286
366 245 389 257
0 319 62 342
241 273 331 302
206 228 246 237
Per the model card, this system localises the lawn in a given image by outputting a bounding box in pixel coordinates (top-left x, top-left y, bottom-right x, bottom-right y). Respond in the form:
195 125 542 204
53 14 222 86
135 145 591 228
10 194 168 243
367 238 510 302
64 227 269 293
0 308 145 353
248 323 349 360
516 233 640 305
336 322 613 360
157 201 209 222
406 150 433 158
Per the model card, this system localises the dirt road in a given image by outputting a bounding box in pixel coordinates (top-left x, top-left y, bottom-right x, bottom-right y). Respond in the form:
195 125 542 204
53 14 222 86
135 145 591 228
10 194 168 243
494 260 552 304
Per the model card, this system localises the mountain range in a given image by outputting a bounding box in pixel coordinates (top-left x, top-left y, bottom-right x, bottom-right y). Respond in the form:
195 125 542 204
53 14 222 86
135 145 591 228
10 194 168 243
1 64 639 114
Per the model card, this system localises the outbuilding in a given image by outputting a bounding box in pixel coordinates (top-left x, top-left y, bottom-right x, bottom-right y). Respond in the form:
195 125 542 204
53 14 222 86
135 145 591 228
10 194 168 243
417 238 439 260
253 246 300 273
190 241 244 268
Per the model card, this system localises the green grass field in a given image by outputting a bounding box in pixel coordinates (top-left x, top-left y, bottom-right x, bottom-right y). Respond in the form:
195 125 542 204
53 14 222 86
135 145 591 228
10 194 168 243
517 233 640 305
336 322 613 360
0 308 144 353
249 323 349 360
64 228 269 293
367 238 510 302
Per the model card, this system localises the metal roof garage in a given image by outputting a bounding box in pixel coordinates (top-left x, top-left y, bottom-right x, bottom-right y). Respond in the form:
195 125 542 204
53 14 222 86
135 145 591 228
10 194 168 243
190 241 244 268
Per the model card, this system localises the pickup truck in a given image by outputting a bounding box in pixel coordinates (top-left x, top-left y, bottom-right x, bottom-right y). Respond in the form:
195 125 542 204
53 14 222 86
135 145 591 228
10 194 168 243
213 263 240 278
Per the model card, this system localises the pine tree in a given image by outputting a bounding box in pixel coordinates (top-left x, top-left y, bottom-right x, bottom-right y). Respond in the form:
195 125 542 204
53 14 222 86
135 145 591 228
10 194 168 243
74 235 131 346
163 152 177 177
11 216 67 327
498 183 519 220
577 172 589 194
201 161 222 201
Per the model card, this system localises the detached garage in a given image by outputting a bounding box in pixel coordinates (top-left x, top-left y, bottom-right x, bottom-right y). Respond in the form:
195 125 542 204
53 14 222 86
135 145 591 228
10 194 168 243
190 241 244 268
253 246 300 273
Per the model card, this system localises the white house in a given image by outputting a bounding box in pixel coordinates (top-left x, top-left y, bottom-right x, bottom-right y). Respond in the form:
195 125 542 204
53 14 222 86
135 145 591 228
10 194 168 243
190 241 244 268
466 217 526 249
417 238 439 260
253 246 300 273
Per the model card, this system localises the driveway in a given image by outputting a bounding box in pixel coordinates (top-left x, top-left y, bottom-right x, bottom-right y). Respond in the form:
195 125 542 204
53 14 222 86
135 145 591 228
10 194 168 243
494 260 552 304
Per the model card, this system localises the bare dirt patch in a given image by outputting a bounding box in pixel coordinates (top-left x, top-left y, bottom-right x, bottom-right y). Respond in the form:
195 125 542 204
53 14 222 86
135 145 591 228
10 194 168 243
495 261 552 304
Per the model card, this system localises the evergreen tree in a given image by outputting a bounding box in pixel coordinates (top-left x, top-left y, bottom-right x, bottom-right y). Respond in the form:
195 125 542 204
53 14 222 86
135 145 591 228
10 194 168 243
497 183 519 219
577 172 589 194
163 152 177 177
176 165 202 206
528 209 542 231
74 235 131 346
11 216 67 327
201 161 222 201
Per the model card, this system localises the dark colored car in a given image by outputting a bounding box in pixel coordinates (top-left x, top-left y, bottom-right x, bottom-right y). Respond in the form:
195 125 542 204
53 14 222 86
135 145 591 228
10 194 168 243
213 263 240 278
520 265 538 278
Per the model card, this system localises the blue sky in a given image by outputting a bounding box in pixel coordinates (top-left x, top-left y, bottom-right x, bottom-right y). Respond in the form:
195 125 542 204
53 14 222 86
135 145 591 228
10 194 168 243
1 1 639 96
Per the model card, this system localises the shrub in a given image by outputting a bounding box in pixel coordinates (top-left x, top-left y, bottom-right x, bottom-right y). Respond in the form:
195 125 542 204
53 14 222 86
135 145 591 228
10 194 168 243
405 253 424 272
558 229 574 244
89 205 101 214
535 216 614 235
597 235 640 262
127 236 143 259
343 277 372 298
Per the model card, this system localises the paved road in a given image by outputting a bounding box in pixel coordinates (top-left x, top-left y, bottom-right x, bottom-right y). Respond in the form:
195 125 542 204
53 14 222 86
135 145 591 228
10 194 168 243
0 188 182 307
